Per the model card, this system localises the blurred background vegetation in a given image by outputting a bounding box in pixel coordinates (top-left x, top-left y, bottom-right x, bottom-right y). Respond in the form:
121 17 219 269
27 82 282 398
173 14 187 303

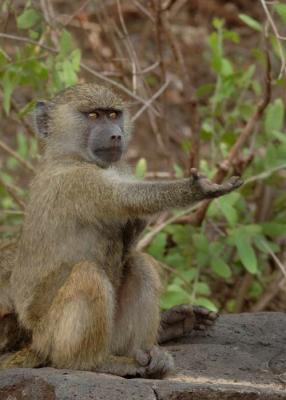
0 0 286 313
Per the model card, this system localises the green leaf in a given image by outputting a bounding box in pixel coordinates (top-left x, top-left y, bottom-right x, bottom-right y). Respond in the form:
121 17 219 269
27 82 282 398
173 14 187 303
211 257 232 278
261 223 286 237
17 132 28 158
209 241 224 256
218 199 238 227
272 130 286 145
242 224 262 236
1 72 16 114
165 253 188 270
0 47 10 66
70 49 81 71
180 269 197 282
226 299 236 313
148 232 167 259
249 281 263 300
17 100 36 118
275 3 286 24
221 58 233 77
223 30 240 44
193 297 218 312
167 225 193 249
234 231 258 274
160 285 190 309
196 282 211 296
209 32 223 73
59 30 74 57
173 164 184 178
193 233 209 252
196 83 215 98
253 235 280 254
239 14 262 32
213 18 224 30
17 9 40 29
58 60 78 87
239 65 255 87
135 158 147 179
265 98 284 134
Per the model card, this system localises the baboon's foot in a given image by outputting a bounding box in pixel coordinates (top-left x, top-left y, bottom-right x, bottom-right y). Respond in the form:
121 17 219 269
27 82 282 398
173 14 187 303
159 304 218 343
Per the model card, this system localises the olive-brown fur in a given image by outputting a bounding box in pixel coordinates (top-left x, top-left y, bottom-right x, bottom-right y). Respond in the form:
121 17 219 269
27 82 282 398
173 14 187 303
1 84 242 377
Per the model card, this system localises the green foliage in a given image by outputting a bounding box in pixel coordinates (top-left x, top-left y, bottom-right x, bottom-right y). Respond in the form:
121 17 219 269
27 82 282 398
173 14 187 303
239 14 262 32
0 3 285 313
274 3 286 24
147 16 286 312
17 9 41 30
0 5 81 233
135 158 148 179
0 7 81 113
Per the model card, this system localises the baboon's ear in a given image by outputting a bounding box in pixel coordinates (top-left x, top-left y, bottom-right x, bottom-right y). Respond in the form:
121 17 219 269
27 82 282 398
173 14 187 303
34 101 49 138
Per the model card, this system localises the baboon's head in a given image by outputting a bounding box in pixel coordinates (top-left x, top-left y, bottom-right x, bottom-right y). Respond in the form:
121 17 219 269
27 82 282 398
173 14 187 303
34 83 131 168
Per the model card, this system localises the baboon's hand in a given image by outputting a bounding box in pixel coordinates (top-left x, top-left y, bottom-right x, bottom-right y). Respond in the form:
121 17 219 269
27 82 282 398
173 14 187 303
135 346 174 379
189 168 243 200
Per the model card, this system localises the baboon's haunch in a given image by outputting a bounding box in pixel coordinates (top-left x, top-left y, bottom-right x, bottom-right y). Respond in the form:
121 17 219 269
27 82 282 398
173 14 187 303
2 84 242 377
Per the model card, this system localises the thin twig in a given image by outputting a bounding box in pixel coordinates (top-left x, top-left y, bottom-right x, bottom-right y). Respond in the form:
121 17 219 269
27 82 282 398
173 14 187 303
158 261 193 291
134 61 160 75
244 163 286 184
162 16 201 169
186 52 272 226
0 176 25 210
0 32 160 114
81 63 159 115
131 0 155 23
137 203 199 250
260 0 286 78
0 139 35 173
251 271 285 312
262 242 286 279
0 32 56 52
10 97 35 137
116 0 138 93
235 273 254 312
131 79 170 122
63 0 91 26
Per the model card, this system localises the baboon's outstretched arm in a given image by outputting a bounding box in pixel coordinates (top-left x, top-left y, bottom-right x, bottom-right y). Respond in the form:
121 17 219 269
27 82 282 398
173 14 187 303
67 168 242 219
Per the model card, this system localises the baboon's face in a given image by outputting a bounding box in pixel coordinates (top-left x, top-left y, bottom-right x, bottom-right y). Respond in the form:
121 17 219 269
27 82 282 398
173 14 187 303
34 84 130 168
83 108 125 167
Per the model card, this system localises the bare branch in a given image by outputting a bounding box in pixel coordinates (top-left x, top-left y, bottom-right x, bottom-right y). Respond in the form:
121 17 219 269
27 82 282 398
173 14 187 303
185 52 272 226
131 79 170 122
0 176 25 210
0 32 159 115
260 0 286 78
0 139 35 173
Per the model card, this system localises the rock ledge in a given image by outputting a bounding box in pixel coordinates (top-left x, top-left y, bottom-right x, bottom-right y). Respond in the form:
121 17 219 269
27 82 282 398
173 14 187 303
0 312 285 400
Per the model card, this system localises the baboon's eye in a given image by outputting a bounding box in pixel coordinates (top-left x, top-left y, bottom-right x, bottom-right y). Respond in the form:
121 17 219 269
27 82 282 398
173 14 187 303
108 111 118 120
88 111 99 120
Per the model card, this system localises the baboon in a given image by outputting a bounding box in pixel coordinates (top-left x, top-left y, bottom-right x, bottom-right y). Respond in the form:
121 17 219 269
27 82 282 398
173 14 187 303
1 83 242 377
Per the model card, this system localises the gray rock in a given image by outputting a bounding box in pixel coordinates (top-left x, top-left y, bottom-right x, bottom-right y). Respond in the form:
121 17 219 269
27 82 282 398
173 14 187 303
0 312 285 400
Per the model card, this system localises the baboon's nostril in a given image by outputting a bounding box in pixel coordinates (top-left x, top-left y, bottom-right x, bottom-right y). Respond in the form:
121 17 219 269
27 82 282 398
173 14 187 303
111 135 122 141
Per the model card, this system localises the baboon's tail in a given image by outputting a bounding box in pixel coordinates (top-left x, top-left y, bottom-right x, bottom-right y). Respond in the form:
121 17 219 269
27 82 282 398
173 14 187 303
0 347 46 369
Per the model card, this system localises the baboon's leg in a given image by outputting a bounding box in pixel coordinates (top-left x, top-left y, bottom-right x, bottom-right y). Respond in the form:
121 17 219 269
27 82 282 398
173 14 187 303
111 252 161 356
32 261 115 370
110 252 174 378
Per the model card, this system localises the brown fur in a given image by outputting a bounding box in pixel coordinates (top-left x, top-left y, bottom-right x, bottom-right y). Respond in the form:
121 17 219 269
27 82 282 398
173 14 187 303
1 83 242 377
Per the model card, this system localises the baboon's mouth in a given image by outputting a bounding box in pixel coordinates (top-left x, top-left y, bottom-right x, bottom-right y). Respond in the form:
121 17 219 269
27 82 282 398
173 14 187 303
93 147 122 162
